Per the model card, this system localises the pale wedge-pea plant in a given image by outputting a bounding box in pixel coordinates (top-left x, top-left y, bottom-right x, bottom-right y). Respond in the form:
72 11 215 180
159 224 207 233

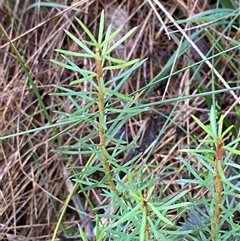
179 106 240 241
49 11 191 241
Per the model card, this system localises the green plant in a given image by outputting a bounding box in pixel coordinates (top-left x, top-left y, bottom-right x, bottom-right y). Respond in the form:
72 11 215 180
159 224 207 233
48 11 191 240
180 106 240 240
1 4 239 241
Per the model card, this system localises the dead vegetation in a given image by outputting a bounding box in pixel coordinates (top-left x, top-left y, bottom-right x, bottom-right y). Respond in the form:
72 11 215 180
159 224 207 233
0 0 239 240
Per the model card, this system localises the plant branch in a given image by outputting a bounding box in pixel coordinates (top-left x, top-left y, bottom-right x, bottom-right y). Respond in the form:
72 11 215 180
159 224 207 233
95 47 120 196
212 138 223 241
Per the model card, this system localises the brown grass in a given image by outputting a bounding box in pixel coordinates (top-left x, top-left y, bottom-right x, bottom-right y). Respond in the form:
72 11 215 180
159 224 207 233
0 0 239 240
